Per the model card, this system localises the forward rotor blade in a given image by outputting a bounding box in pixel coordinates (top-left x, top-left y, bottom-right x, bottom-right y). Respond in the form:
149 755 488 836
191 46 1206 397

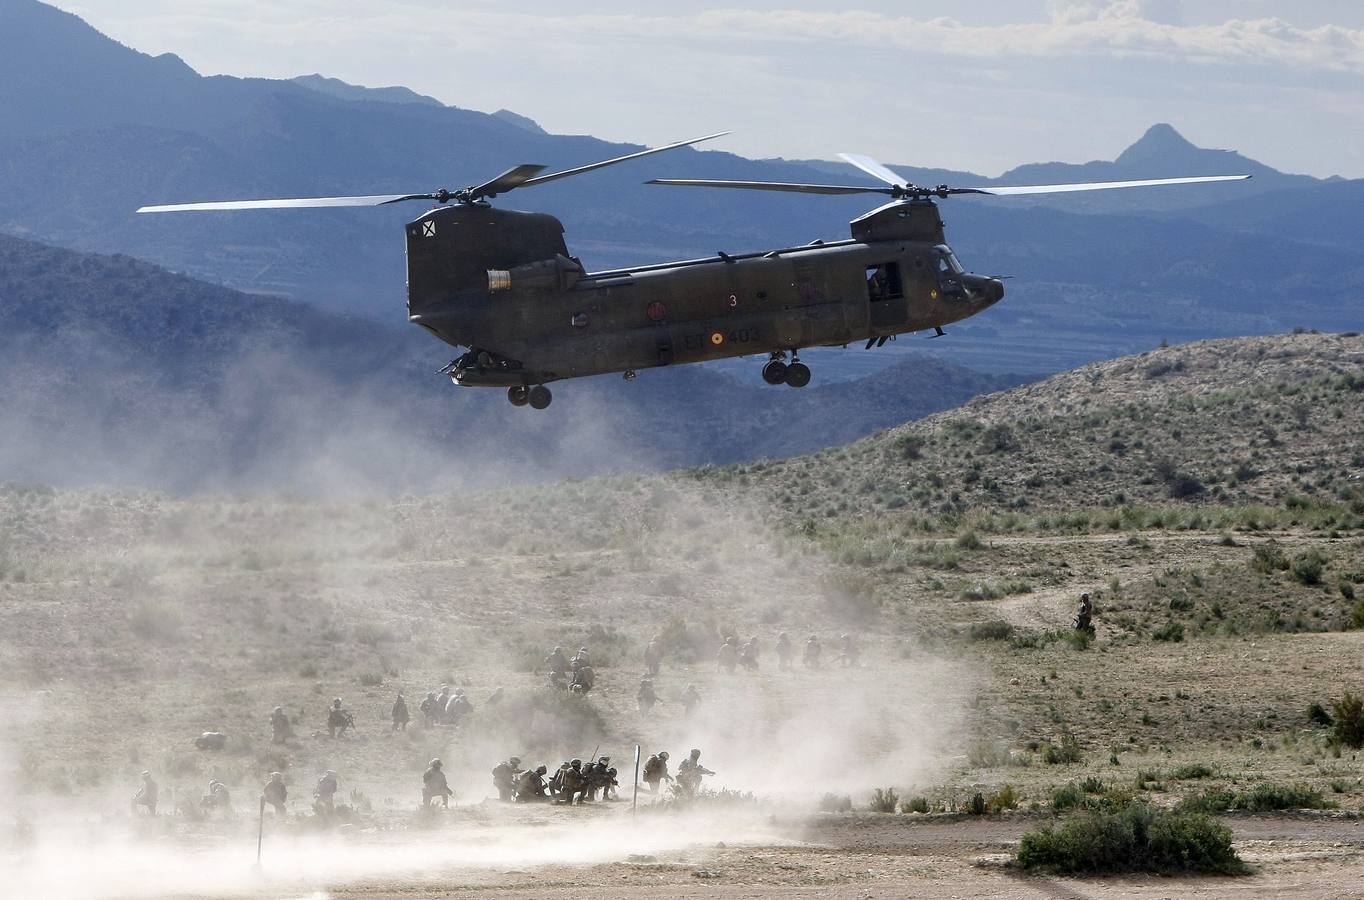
518 132 730 189
969 174 1251 196
137 193 430 213
838 153 907 188
647 179 894 196
468 164 547 200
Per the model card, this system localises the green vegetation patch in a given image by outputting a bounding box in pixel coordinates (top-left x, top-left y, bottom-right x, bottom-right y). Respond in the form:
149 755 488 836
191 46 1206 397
1017 802 1247 875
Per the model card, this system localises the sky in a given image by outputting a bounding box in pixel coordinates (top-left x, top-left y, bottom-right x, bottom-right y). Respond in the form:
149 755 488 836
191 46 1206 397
55 0 1364 178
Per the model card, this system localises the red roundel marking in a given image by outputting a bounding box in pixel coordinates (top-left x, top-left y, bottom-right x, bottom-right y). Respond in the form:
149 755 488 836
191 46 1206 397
646 302 667 321
710 332 725 346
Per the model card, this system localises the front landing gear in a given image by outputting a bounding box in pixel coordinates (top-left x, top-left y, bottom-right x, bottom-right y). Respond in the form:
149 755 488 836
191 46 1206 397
762 352 811 389
508 385 552 409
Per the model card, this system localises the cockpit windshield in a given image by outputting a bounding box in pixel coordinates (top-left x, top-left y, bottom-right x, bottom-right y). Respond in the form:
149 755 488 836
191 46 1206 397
934 244 965 275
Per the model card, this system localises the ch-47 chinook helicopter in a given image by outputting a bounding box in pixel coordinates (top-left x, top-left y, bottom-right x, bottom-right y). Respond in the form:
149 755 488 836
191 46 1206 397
139 133 1249 409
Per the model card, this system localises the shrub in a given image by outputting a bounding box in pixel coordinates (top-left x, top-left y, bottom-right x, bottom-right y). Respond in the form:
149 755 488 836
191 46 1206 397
1291 551 1327 586
1332 691 1364 748
1171 764 1214 781
968 620 1014 642
988 784 1019 812
869 787 899 813
1152 622 1185 643
1251 541 1290 574
955 530 984 551
1353 600 1364 630
127 597 183 642
819 793 852 813
1051 783 1086 811
896 434 925 460
1017 802 1246 875
358 672 384 687
1233 783 1328 812
900 796 930 814
1307 702 1334 728
1043 734 1084 765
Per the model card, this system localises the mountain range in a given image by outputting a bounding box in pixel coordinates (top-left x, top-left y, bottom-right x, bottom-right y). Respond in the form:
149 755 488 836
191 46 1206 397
1 0 1361 380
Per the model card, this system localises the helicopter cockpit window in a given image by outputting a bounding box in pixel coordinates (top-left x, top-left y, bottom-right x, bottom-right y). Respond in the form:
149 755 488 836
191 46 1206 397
934 245 965 275
933 245 967 298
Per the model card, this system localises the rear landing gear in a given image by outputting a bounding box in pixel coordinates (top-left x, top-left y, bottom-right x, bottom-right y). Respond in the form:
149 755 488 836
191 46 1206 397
785 361 811 388
762 351 811 388
508 384 552 409
762 359 788 385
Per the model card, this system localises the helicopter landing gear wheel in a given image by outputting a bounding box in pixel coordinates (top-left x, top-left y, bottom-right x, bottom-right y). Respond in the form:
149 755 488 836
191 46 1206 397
528 385 552 410
762 360 788 385
507 386 529 407
785 362 811 388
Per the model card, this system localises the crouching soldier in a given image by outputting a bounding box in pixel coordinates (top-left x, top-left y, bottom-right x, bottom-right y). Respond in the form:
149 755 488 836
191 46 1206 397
642 751 672 794
515 765 549 801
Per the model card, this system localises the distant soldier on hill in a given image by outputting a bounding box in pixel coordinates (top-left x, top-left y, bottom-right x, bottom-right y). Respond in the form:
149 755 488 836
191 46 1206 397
434 686 451 724
423 758 452 808
327 698 354 738
571 647 592 671
775 632 793 671
131 771 158 816
270 706 293 744
637 676 658 712
419 691 439 727
314 770 338 815
838 634 860 668
642 751 672 794
571 664 595 693
739 637 760 670
1074 593 1095 635
717 636 738 673
643 638 662 676
391 693 410 731
681 683 701 717
803 635 822 669
202 780 232 818
263 772 288 817
546 647 570 677
446 688 474 725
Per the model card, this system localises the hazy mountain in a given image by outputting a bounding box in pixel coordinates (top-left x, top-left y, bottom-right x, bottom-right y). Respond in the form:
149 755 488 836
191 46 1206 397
0 234 1021 492
0 0 1359 380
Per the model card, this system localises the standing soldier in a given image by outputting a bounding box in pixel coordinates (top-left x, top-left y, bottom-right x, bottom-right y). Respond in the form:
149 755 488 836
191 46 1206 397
675 749 714 798
492 757 522 802
327 698 353 738
803 635 822 669
1074 593 1095 635
838 634 860 668
202 779 232 819
263 772 288 817
571 647 592 671
423 758 452 808
642 751 672 794
270 706 293 744
717 636 738 674
419 691 439 727
546 647 570 678
391 693 410 731
446 688 474 725
434 685 452 724
739 637 760 670
643 638 662 677
131 771 158 816
681 683 701 718
776 632 793 671
637 676 658 713
314 770 338 815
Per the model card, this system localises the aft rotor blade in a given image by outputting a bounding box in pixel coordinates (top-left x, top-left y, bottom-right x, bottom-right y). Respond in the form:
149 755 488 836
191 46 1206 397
468 164 548 200
137 193 430 213
647 178 894 196
518 132 730 189
970 174 1252 196
838 153 908 188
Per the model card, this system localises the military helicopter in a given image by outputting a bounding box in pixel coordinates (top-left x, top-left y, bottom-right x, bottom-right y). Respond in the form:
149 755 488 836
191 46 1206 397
139 134 1248 409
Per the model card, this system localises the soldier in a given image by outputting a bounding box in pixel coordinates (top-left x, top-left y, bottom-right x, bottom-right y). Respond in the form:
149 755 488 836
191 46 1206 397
584 756 612 802
202 779 232 818
492 757 522 802
391 693 410 732
838 633 860 668
803 635 822 669
327 698 353 738
675 749 714 798
571 647 591 671
739 637 759 670
548 762 570 800
1074 593 1095 635
637 676 658 713
516 765 549 801
643 638 662 677
716 635 738 674
558 758 587 804
419 691 439 727
547 669 568 691
603 767 621 801
681 683 701 717
776 632 793 671
315 770 338 815
546 646 569 677
571 664 595 693
642 751 672 794
434 685 452 724
131 771 158 816
446 688 474 725
263 772 288 817
270 706 293 744
423 758 452 808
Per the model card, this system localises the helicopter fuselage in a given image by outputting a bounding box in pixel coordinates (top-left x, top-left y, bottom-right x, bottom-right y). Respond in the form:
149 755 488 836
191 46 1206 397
405 199 1003 389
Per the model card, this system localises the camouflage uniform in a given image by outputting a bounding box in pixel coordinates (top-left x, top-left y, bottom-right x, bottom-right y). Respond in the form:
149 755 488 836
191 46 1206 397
642 751 672 794
546 647 569 677
571 648 591 671
776 632 793 671
131 771 158 815
803 636 821 669
327 699 353 738
717 636 738 674
838 634 859 668
270 706 293 744
423 759 451 808
263 772 288 816
492 757 522 802
681 684 701 717
637 677 658 712
315 770 338 814
739 637 759 670
675 750 714 797
571 665 595 693
558 759 588 805
446 689 474 725
391 694 409 731
515 766 549 801
644 639 662 676
419 692 438 726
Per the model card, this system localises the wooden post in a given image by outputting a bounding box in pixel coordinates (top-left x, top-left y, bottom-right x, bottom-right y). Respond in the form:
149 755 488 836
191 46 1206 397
632 744 641 814
255 795 265 868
